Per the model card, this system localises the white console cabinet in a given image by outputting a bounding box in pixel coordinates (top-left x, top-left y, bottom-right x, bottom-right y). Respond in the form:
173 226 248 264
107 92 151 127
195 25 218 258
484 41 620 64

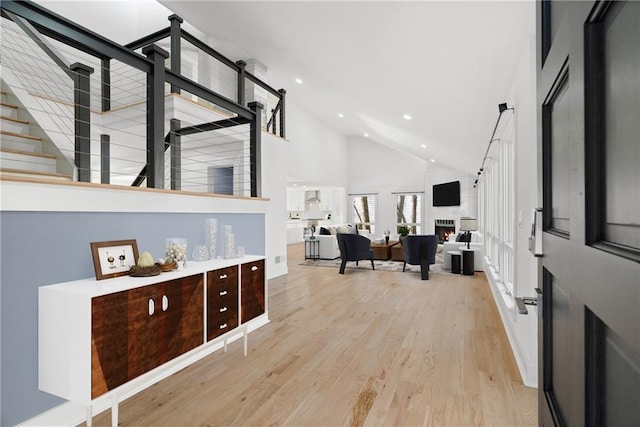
38 256 267 426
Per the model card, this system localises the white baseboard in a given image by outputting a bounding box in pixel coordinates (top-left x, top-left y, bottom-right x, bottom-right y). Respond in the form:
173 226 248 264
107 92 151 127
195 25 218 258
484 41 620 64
484 264 538 388
19 316 270 427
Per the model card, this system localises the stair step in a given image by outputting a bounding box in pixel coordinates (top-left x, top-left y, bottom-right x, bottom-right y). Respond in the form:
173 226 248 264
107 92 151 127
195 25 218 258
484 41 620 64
1 115 30 134
0 148 56 173
0 130 43 152
0 92 6 103
1 102 19 119
0 168 73 182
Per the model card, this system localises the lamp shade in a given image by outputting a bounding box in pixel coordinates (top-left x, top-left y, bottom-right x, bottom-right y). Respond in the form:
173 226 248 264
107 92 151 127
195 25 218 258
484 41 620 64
459 218 477 232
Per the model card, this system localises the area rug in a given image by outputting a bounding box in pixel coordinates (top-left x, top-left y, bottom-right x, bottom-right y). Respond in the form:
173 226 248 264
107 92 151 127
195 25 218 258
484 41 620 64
300 252 451 275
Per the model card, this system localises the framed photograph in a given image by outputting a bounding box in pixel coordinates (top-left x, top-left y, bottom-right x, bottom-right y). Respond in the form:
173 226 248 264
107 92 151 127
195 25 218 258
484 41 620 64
90 239 139 280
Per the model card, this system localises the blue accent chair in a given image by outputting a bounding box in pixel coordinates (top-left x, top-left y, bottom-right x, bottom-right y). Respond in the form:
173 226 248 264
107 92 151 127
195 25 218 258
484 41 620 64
401 235 438 280
336 233 375 274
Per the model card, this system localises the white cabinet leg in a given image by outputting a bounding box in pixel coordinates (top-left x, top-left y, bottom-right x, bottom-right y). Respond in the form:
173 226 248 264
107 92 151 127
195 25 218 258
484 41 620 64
86 405 93 427
111 394 119 427
243 325 248 357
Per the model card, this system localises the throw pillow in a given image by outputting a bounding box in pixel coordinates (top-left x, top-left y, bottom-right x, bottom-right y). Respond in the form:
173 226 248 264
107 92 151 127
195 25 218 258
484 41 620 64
319 227 331 235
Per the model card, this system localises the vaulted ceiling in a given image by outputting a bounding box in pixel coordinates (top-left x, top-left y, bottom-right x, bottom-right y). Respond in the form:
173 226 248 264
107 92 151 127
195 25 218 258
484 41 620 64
161 1 536 174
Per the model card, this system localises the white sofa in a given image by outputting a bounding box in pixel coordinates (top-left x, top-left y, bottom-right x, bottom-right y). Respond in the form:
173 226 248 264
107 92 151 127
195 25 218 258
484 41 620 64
442 232 484 271
314 224 360 259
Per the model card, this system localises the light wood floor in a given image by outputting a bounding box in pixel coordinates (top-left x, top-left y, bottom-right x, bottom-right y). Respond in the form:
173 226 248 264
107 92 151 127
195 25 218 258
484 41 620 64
89 243 537 426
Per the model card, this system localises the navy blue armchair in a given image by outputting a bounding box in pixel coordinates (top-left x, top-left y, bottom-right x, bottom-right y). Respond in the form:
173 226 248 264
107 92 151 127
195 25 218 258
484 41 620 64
336 233 375 274
401 235 438 280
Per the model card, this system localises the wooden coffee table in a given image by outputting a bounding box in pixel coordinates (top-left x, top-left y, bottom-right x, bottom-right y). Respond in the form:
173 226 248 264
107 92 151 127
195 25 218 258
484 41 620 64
370 240 399 260
390 243 404 261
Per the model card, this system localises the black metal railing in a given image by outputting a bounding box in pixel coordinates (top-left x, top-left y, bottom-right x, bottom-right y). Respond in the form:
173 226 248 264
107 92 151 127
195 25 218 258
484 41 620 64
0 0 284 197
115 13 286 138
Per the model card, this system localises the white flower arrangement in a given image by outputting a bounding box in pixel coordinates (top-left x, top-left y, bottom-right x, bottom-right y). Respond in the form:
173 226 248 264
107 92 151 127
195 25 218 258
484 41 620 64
165 241 187 263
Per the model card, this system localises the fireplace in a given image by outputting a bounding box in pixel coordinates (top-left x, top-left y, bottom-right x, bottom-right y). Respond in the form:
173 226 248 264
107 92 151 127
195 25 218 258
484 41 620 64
434 219 455 243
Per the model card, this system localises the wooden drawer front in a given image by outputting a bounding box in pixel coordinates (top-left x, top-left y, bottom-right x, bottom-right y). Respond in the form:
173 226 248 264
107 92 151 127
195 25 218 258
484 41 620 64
241 259 265 323
207 267 239 341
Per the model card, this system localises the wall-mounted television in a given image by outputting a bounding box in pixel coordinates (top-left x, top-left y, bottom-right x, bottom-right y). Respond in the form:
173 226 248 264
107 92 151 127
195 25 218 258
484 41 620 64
432 180 460 206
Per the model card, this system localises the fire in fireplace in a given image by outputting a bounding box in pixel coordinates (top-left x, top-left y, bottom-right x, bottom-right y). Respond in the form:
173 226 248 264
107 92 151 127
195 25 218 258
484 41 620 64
434 219 455 243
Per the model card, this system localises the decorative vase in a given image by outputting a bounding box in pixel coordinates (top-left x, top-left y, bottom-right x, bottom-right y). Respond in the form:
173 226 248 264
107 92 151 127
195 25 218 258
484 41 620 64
205 218 218 260
223 225 235 259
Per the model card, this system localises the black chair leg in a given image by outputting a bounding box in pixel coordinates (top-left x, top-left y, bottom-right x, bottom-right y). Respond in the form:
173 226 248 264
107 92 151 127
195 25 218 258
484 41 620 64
339 259 347 274
371 259 375 270
403 262 407 272
356 261 359 266
420 261 430 280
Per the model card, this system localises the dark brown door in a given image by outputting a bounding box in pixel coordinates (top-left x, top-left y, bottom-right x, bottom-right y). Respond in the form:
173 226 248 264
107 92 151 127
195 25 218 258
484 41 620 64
241 259 265 323
126 284 158 381
178 274 204 352
538 1 640 425
91 291 128 399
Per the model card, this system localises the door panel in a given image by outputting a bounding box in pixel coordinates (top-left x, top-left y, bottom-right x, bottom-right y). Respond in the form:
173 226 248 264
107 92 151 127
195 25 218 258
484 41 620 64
240 259 265 323
538 1 640 426
600 1 640 251
126 285 158 380
91 291 128 398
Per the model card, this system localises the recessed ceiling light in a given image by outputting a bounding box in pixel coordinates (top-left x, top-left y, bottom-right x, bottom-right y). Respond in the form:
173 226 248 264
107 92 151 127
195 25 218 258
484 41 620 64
403 114 412 120
420 144 426 148
430 158 436 162
338 113 344 118
364 133 369 137
295 78 303 84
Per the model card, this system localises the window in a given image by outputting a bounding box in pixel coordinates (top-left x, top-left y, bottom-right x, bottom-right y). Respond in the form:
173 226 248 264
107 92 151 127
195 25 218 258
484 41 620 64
479 116 515 296
351 194 377 234
395 193 422 234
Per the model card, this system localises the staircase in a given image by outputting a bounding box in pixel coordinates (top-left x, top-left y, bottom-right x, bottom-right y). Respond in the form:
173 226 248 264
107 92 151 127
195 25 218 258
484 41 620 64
0 90 72 181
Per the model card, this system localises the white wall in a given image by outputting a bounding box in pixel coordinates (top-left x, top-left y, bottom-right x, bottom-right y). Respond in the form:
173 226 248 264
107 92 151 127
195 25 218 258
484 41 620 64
425 164 477 233
286 101 349 188
347 136 426 235
261 132 288 279
482 34 538 388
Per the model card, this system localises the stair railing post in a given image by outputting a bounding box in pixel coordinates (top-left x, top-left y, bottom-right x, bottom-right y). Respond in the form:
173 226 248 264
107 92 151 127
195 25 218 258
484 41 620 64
70 62 94 182
168 14 183 94
101 58 110 112
169 118 181 191
248 101 263 198
236 60 247 106
278 88 286 138
142 44 169 189
100 134 110 184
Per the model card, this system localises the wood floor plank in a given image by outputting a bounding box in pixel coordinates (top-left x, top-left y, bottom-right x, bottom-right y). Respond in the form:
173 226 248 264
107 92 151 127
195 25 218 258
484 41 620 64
86 243 537 426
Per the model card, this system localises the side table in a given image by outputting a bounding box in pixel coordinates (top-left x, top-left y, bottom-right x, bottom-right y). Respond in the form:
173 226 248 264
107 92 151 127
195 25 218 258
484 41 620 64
449 250 462 274
305 238 320 260
462 248 476 275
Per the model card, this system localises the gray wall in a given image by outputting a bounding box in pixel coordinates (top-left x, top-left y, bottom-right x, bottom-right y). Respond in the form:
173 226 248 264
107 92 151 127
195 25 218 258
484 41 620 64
0 211 264 426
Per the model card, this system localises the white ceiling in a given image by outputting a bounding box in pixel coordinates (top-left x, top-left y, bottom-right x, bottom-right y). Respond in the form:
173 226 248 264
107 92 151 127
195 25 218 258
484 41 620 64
161 1 535 175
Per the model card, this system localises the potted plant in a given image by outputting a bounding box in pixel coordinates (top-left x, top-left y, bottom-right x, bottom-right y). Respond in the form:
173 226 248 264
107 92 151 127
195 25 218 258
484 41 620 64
397 225 410 239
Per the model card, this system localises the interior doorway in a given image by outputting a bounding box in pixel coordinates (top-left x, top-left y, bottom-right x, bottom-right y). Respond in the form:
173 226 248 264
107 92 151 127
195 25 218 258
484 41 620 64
208 166 234 195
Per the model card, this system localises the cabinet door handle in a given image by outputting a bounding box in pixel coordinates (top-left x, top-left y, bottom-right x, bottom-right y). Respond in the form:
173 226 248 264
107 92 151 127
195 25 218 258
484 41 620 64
219 306 228 313
219 290 228 296
219 274 228 279
219 323 228 329
148 298 155 316
251 266 258 272
162 295 169 311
